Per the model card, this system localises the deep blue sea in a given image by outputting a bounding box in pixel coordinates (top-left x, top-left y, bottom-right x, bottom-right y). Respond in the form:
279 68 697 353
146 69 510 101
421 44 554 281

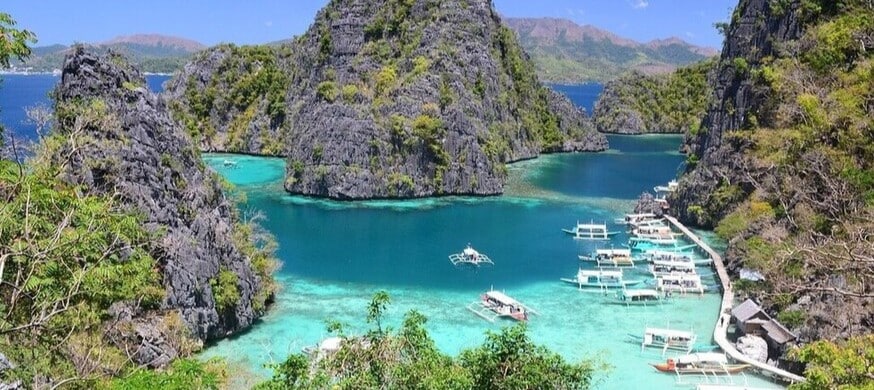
549 83 604 114
0 77 781 389
0 74 170 140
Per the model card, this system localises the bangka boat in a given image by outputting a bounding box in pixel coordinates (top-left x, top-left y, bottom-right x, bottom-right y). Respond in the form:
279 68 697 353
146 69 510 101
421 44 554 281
655 274 706 295
302 336 343 357
468 290 537 322
650 353 750 375
649 259 698 277
633 327 698 354
632 225 682 240
641 250 712 266
615 213 659 226
653 180 679 194
611 289 666 306
627 238 697 252
562 221 620 240
561 268 643 290
579 248 635 268
449 244 493 266
223 159 238 167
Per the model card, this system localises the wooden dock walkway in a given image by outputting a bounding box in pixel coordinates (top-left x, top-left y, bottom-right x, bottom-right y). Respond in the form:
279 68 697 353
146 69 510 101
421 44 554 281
663 215 805 384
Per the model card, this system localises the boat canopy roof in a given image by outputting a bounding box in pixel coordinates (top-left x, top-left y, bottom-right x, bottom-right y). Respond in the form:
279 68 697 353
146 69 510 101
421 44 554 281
596 249 631 256
485 290 520 306
652 259 695 268
625 213 656 219
576 222 607 229
659 274 702 282
463 247 479 256
579 268 623 277
622 289 659 297
676 352 728 365
645 327 695 338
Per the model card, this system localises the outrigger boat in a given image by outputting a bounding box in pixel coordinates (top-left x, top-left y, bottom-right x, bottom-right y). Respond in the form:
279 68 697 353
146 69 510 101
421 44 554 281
611 289 666 306
449 244 493 266
649 259 698 277
468 290 537 322
615 213 659 226
632 225 682 240
650 352 750 375
641 250 712 266
653 180 679 194
627 238 697 252
579 248 635 268
632 327 698 354
561 268 643 290
222 159 238 167
562 221 620 240
655 274 707 295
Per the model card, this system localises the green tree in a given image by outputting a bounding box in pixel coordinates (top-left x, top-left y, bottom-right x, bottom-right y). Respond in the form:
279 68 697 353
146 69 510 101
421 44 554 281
789 335 874 390
0 12 36 148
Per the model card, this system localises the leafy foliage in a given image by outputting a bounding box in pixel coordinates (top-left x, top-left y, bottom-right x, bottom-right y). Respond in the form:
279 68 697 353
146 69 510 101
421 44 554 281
593 58 714 133
102 358 226 390
257 292 602 389
788 335 874 390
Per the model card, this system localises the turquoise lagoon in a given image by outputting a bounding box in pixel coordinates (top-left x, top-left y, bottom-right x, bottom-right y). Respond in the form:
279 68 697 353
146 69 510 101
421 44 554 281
201 135 783 389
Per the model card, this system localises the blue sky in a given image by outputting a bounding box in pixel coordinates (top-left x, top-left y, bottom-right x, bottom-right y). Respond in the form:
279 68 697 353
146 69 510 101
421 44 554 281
4 0 736 48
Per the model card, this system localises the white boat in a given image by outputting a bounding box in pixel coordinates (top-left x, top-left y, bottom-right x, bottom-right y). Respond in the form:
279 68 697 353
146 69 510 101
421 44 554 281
649 259 698 277
632 327 698 354
642 250 711 265
562 221 620 240
468 290 537 322
449 244 493 266
579 248 635 268
223 159 238 167
302 336 343 357
627 237 697 252
632 225 682 240
653 180 679 194
611 289 666 306
615 213 659 226
561 268 643 290
656 274 706 295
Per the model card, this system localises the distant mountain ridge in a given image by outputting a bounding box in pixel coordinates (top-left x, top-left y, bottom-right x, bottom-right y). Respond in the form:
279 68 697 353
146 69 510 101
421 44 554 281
505 17 719 83
7 34 205 74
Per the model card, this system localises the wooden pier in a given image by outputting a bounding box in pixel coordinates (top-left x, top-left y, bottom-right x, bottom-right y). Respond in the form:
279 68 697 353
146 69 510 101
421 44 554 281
663 215 805 384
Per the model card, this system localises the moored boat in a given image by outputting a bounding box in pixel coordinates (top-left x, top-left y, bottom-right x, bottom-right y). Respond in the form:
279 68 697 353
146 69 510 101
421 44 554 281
650 352 750 375
468 290 536 322
579 248 635 268
649 259 698 277
611 289 666 306
615 213 659 226
655 274 706 295
562 221 620 240
561 267 643 290
634 327 697 354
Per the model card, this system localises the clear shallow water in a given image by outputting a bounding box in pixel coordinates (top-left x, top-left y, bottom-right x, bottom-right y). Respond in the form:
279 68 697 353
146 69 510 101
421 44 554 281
200 136 783 390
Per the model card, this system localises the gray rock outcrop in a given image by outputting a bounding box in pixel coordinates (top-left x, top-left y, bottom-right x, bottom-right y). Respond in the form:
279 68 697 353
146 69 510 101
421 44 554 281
634 192 665 217
52 47 272 364
736 334 769 363
165 0 607 200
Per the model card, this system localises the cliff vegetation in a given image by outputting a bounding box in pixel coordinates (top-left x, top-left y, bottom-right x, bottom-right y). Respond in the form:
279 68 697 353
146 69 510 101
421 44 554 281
166 0 606 200
670 0 874 380
592 59 714 134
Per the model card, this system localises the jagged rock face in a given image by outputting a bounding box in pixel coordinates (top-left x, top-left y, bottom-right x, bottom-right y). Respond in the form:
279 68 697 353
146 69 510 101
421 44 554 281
166 0 606 199
633 192 665 217
53 47 266 346
671 0 802 226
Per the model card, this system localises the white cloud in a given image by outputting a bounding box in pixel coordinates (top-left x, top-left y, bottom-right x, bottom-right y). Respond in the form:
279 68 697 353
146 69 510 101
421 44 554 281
631 0 649 9
264 21 273 28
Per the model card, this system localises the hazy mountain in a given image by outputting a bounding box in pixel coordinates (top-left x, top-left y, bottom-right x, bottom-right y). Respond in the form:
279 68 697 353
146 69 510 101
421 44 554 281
504 17 719 83
7 34 206 74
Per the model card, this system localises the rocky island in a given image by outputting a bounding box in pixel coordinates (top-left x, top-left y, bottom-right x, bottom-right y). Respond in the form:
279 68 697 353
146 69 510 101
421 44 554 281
671 0 874 377
165 0 607 200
